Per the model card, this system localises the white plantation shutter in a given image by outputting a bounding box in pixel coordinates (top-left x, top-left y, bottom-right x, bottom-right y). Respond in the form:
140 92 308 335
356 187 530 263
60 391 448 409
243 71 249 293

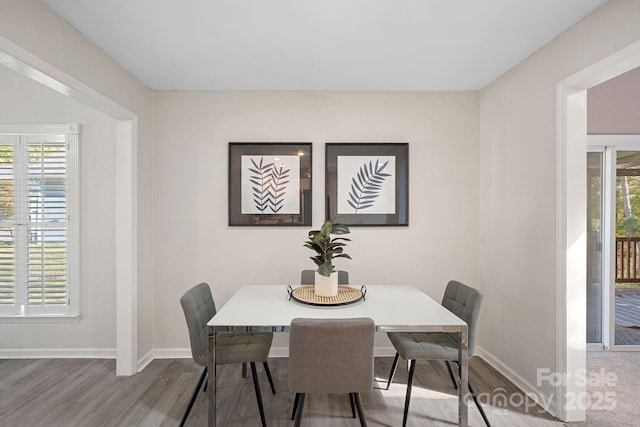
0 146 16 314
0 124 79 317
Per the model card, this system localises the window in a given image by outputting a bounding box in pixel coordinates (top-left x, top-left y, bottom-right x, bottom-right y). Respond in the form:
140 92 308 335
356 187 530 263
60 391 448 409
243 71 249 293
0 124 79 317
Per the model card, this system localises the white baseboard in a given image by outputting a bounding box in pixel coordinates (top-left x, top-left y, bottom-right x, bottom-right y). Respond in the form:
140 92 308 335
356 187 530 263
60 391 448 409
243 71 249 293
475 346 558 418
137 349 154 371
268 345 288 358
374 346 397 357
152 348 192 359
0 348 116 359
0 345 396 364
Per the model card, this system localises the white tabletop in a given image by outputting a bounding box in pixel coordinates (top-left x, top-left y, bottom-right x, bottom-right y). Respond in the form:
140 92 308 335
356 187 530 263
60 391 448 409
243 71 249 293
207 284 466 332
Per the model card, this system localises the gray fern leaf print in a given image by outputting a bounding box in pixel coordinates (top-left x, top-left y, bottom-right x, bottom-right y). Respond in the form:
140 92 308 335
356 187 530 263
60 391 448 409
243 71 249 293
347 158 391 213
268 163 290 213
249 157 290 213
249 157 274 212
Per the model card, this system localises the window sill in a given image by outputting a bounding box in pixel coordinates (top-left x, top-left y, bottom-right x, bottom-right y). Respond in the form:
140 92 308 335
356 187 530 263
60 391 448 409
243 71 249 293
0 314 80 323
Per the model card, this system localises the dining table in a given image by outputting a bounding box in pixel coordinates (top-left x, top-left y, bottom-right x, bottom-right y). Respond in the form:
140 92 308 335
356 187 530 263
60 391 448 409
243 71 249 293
207 284 470 427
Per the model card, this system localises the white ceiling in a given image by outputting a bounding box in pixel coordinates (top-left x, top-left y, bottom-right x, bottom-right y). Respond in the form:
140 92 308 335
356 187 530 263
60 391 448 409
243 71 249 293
43 0 608 91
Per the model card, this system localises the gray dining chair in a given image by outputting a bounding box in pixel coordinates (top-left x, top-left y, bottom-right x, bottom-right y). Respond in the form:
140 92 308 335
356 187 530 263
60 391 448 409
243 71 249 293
289 317 375 427
179 282 276 427
300 269 349 285
385 280 490 427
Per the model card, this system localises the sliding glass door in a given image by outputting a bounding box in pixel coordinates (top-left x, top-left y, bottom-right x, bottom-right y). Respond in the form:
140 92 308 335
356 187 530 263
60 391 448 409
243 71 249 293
587 137 640 349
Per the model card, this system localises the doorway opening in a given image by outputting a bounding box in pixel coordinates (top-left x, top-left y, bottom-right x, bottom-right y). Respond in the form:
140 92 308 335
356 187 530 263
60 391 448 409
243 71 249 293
558 39 640 422
0 37 139 375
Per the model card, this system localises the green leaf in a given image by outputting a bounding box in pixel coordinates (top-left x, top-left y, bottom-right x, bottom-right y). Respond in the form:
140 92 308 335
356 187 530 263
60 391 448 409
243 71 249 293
331 223 351 235
320 220 332 238
317 262 334 276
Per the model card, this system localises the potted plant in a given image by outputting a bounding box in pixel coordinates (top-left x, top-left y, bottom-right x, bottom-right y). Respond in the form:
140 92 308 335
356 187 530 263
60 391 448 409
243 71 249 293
303 218 351 296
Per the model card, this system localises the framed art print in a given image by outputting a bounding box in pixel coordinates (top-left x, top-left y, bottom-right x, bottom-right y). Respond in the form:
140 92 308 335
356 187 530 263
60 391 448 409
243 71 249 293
229 142 312 226
325 143 408 226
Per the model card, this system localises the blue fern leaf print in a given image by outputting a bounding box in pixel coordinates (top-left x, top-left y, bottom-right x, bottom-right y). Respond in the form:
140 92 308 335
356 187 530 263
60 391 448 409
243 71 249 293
346 159 391 213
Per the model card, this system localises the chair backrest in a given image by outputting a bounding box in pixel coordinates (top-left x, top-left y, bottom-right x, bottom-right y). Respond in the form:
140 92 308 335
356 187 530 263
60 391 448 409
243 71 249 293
441 280 484 355
289 318 374 394
180 282 217 366
300 270 349 285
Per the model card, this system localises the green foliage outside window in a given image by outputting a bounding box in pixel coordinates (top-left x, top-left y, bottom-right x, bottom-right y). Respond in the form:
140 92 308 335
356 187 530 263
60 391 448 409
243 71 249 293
617 176 640 237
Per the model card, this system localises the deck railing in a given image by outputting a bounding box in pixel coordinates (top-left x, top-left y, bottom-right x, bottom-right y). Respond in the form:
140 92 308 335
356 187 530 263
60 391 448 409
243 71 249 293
616 237 640 283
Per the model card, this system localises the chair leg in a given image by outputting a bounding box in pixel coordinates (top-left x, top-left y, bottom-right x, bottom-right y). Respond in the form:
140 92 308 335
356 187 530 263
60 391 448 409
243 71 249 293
354 392 368 427
250 362 267 427
445 360 458 390
402 360 416 427
291 393 300 420
385 352 400 390
293 393 306 427
263 361 276 394
468 380 491 427
179 367 207 427
349 393 356 418
453 361 491 427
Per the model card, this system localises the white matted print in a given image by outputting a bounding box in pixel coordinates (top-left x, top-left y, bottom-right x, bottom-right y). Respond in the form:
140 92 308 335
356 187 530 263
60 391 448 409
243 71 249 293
241 155 300 214
337 156 395 214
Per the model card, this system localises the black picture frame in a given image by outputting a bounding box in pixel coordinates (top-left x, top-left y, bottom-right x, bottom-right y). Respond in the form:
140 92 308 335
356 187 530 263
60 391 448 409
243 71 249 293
229 142 312 226
325 143 408 226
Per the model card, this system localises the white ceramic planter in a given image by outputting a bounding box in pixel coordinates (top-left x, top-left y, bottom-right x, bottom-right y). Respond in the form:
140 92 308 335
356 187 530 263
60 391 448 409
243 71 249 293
314 271 338 297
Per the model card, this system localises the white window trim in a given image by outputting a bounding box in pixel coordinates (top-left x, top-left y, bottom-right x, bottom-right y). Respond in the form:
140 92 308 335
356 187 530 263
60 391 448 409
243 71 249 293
0 124 79 320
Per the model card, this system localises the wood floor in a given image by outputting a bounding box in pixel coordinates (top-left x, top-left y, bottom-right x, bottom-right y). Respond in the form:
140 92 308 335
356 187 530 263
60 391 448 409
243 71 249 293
0 355 572 427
